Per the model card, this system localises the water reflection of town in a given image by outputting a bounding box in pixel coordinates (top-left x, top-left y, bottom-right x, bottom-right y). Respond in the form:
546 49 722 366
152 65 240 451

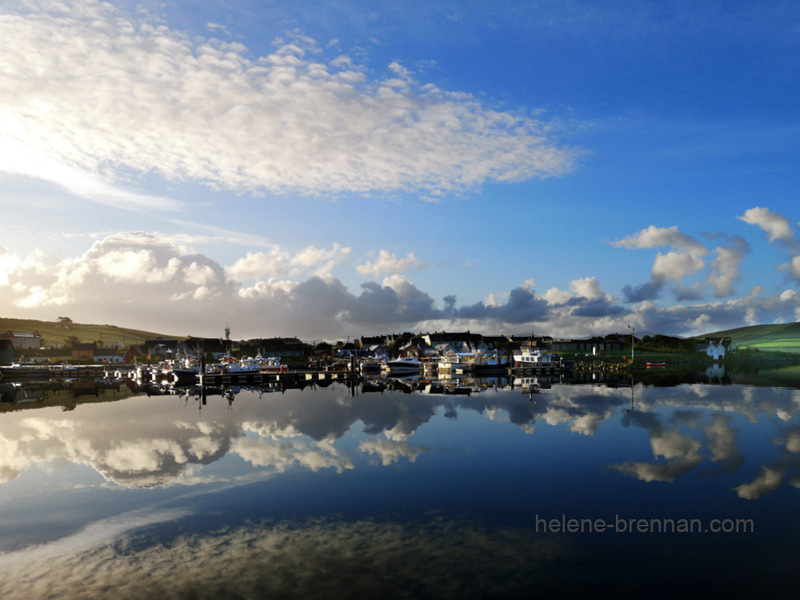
2 364 800 499
0 362 761 411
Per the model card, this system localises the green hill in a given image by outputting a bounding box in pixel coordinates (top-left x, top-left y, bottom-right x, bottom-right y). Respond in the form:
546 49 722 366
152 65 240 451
697 322 800 354
0 317 175 348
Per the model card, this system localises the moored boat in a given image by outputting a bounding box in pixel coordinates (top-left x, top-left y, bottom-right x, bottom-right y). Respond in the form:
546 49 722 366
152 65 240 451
513 347 556 366
383 357 421 374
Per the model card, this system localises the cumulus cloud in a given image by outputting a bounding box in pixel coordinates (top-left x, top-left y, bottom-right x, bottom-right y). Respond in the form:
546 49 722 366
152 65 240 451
611 411 706 483
706 235 750 297
0 232 237 328
791 256 800 281
228 244 351 281
738 207 794 244
343 276 441 326
233 437 354 473
738 207 800 284
0 0 580 201
614 226 708 302
611 458 703 483
359 438 429 465
0 408 239 488
356 250 427 278
613 225 707 254
735 466 784 500
700 414 743 474
4 213 800 339
452 285 550 323
559 277 624 319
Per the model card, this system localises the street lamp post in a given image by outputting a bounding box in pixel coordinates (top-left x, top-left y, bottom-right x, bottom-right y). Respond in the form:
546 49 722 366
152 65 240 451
627 325 635 364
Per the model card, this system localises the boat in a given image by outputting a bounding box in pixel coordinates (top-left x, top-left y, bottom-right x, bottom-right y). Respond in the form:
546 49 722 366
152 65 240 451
646 361 666 368
207 355 282 375
383 357 421 374
513 376 552 393
513 347 556 366
256 356 283 373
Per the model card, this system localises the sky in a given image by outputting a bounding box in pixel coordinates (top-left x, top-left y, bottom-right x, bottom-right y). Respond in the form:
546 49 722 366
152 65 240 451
1 0 799 342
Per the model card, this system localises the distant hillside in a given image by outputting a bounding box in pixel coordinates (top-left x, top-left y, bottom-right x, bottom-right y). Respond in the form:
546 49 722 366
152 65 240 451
697 322 800 354
0 317 175 348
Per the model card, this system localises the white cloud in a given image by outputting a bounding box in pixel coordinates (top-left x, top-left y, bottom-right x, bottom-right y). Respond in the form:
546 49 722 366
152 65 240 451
650 430 702 461
791 256 800 281
0 0 580 201
233 437 353 473
612 225 707 254
227 244 350 281
3 215 800 340
614 225 712 302
738 207 794 243
290 244 352 277
707 236 749 297
651 250 706 283
356 250 427 278
0 412 237 489
359 438 428 465
568 277 608 301
735 466 784 500
228 249 291 280
611 458 702 483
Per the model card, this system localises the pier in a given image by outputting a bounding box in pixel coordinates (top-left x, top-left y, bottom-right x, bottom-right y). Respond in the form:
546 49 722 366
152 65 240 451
0 359 573 388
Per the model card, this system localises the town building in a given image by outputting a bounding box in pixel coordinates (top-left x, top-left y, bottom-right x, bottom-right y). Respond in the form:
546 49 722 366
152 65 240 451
71 343 96 362
0 331 41 350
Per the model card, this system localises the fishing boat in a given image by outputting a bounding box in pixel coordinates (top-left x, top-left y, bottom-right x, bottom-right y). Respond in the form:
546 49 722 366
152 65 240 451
513 347 555 366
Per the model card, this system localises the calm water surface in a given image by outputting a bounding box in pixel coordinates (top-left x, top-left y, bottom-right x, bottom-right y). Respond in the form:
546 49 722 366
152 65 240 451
1 367 800 598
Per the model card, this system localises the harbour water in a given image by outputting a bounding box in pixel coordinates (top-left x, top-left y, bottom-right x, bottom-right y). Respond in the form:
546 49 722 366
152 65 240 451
1 366 799 598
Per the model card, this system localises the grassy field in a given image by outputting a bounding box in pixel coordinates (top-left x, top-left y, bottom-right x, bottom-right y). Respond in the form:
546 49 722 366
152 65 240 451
699 322 800 354
0 317 174 348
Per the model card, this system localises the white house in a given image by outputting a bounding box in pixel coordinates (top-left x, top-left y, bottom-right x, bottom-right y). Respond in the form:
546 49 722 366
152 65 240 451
702 337 731 361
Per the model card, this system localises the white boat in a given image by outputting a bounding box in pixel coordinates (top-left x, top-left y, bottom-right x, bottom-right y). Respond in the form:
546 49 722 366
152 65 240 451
383 357 421 374
513 376 552 392
513 347 556 366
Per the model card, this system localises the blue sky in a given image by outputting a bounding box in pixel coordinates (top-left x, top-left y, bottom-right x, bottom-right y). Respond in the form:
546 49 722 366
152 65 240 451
1 0 799 340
